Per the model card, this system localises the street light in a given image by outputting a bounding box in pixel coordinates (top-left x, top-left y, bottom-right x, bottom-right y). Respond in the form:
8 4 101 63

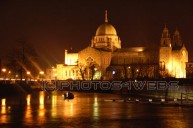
2 68 7 83
8 71 11 80
39 71 44 75
27 71 30 75
39 71 44 82
26 71 31 82
2 68 6 73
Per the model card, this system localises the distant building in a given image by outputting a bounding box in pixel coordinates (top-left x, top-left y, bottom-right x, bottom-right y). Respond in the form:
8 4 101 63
49 11 188 80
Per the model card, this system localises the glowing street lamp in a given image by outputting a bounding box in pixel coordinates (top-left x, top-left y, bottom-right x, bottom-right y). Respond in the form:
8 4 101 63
39 71 44 75
1 98 6 106
15 74 18 80
39 71 44 81
2 68 6 73
27 71 31 75
7 71 12 80
2 68 7 83
26 71 31 82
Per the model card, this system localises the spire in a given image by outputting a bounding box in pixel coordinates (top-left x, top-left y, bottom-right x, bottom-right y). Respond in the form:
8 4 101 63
105 10 108 23
162 24 169 38
164 24 167 29
174 28 179 35
172 28 182 47
161 24 171 47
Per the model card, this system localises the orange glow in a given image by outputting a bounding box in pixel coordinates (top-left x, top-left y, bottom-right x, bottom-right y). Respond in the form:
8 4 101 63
38 92 45 124
25 105 32 124
39 92 45 120
26 71 31 75
39 71 44 75
166 58 185 78
2 68 6 72
39 92 44 105
52 95 57 105
1 99 6 106
51 95 57 117
63 99 77 117
26 55 42 72
70 102 74 116
0 100 9 123
26 95 31 105
93 96 99 117
1 106 7 123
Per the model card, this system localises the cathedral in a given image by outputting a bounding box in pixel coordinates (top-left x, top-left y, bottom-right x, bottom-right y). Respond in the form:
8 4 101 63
159 25 188 78
49 11 188 80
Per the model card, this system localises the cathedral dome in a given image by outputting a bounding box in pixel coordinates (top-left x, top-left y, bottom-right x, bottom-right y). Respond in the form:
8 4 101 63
96 23 117 36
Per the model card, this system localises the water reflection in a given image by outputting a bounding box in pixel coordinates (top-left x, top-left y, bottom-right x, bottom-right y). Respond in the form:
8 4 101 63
39 91 44 106
1 107 7 123
63 99 74 117
26 94 31 106
38 91 45 124
0 92 193 127
1 105 6 114
51 95 57 117
25 105 32 124
1 98 6 106
93 97 99 118
1 98 7 123
158 107 188 128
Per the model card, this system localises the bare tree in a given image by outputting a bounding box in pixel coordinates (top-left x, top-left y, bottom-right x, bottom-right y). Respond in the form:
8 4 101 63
6 40 39 80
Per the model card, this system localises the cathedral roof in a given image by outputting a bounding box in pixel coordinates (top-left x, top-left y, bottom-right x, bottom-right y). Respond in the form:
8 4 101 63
96 23 117 36
95 10 117 36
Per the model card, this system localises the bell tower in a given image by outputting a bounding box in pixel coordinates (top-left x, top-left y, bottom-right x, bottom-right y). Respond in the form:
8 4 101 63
172 29 183 47
159 25 172 77
160 25 171 47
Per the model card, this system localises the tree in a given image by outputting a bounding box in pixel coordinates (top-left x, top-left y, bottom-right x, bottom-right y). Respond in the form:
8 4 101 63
85 57 99 80
77 57 99 80
6 40 40 80
77 61 86 80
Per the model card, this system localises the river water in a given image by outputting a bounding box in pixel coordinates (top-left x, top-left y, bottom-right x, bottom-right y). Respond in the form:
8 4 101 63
1 91 193 128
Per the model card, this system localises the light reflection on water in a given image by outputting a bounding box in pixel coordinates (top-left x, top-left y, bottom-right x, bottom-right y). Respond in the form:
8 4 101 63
1 98 6 106
51 95 57 117
0 91 193 128
26 94 31 106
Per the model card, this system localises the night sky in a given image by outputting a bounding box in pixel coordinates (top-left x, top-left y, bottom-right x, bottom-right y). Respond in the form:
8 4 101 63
1 0 193 68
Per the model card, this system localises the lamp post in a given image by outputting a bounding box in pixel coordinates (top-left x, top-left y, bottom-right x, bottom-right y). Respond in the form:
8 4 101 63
15 74 18 81
7 71 11 81
39 71 44 82
26 71 31 82
2 68 6 83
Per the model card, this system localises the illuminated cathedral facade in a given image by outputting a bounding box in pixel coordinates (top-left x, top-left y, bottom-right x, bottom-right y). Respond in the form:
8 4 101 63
159 26 188 78
49 11 188 80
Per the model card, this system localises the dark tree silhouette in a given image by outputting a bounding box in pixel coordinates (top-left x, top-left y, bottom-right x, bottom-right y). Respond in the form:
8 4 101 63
6 40 40 80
